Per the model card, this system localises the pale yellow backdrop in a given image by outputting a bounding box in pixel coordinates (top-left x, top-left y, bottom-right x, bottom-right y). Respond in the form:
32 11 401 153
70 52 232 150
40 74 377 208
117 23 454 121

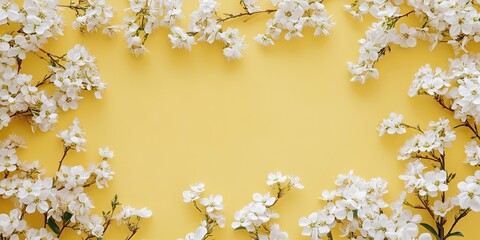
2 0 479 239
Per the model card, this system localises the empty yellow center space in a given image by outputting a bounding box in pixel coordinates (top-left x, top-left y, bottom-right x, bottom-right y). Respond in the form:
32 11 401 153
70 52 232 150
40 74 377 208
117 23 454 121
2 0 479 239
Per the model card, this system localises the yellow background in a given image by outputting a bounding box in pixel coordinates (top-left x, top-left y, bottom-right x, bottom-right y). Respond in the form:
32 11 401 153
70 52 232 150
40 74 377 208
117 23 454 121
2 0 480 239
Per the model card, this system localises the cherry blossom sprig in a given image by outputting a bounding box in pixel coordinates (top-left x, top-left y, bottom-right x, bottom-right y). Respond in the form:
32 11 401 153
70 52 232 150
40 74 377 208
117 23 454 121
116 0 183 56
0 1 108 132
0 119 151 239
232 172 303 240
300 171 422 239
1 44 105 132
346 0 480 83
377 113 478 240
179 183 225 240
117 0 334 59
58 0 114 34
376 53 480 239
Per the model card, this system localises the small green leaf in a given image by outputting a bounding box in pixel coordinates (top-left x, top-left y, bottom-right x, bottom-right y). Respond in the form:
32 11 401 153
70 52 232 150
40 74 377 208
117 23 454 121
446 231 464 238
353 209 358 218
47 217 61 234
63 212 73 222
420 223 441 240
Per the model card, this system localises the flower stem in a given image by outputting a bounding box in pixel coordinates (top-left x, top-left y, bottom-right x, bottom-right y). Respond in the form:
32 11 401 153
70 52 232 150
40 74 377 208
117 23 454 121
57 147 71 172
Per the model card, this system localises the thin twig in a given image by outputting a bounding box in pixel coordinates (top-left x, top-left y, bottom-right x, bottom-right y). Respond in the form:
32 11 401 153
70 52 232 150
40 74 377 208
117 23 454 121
218 9 276 23
57 147 71 172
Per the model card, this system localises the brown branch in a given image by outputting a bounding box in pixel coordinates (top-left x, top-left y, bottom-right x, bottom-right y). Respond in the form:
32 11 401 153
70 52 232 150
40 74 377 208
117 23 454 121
446 209 470 237
218 9 276 23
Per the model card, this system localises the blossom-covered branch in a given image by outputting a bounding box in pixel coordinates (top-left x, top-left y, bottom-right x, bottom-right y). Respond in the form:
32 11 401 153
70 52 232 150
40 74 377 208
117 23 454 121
116 0 334 59
300 171 422 239
0 119 151 239
346 0 480 83
58 0 114 34
179 183 225 240
350 54 480 239
233 172 303 240
0 0 111 132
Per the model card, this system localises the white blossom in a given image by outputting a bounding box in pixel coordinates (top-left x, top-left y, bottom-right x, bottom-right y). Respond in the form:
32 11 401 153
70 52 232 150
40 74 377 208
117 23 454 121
114 206 153 221
71 0 114 33
180 184 224 239
234 172 302 238
431 198 454 217
378 112 406 136
465 140 480 166
168 27 196 51
57 118 86 152
457 171 480 211
299 211 335 239
99 147 114 159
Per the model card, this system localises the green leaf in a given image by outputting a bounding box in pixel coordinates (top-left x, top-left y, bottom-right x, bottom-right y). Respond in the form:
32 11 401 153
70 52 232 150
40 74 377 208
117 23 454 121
47 217 61 234
63 212 73 222
446 232 464 238
420 223 441 240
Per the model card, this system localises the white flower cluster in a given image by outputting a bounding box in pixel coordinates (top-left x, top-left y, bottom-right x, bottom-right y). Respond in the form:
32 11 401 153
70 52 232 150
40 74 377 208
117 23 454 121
232 172 303 240
254 0 334 46
378 112 406 136
400 160 448 197
397 118 456 160
50 45 105 111
117 0 183 56
186 0 246 60
0 120 151 239
67 0 114 34
400 154 480 216
379 109 480 237
118 0 333 59
0 44 104 132
179 183 225 240
352 2 480 236
57 117 86 152
0 0 105 132
409 54 480 124
300 171 422 239
114 205 153 238
346 0 480 83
